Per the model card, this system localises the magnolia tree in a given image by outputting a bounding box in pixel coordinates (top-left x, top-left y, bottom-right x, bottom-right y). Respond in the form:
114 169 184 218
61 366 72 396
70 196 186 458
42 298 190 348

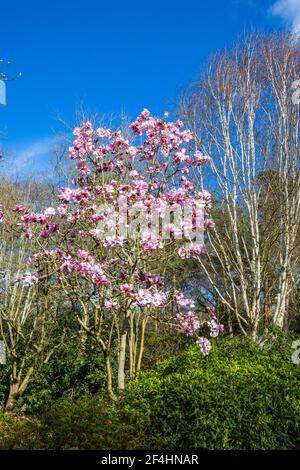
2 110 223 401
0 202 67 410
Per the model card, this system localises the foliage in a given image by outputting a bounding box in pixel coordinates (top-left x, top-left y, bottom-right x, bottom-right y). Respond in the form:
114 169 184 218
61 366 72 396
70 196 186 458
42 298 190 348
0 396 132 450
1 336 299 450
16 340 107 413
124 336 300 449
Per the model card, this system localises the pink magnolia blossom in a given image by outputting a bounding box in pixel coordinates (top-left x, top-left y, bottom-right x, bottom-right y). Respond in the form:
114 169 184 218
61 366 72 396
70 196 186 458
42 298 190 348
44 207 56 217
194 150 211 166
208 318 224 338
134 288 167 307
119 283 134 295
197 336 211 355
15 272 39 286
13 109 218 357
174 290 195 309
204 218 216 230
25 228 33 240
177 310 200 337
102 236 125 249
14 204 28 213
140 230 163 254
178 244 205 259
104 299 119 309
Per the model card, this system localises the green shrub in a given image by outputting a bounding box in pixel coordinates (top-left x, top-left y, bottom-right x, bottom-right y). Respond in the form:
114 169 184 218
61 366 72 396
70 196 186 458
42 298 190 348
0 395 136 450
124 337 300 449
16 340 107 413
1 337 299 450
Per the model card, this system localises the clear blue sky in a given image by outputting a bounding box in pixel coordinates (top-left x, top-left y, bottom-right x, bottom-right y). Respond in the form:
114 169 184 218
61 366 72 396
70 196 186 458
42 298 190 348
0 0 295 176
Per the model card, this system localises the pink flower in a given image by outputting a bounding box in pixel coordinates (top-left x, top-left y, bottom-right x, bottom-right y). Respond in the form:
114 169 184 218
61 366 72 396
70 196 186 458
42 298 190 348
128 146 137 160
133 179 149 198
104 299 119 309
102 236 125 249
197 336 211 355
204 218 216 230
22 272 39 286
89 228 102 237
77 250 93 262
190 244 205 258
14 109 219 357
177 310 200 337
14 204 28 213
194 151 211 165
119 283 134 295
140 230 163 254
134 288 167 307
91 213 105 223
208 319 224 338
198 190 212 210
178 244 205 259
25 228 33 240
174 149 188 163
97 128 112 139
44 207 56 217
174 290 195 309
181 130 193 142
57 204 68 215
40 223 59 239
59 187 73 203
178 247 190 259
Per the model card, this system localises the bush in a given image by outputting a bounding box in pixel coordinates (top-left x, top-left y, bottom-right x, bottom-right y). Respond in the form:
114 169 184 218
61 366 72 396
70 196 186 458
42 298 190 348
124 337 300 449
0 396 136 450
1 337 299 450
16 340 107 413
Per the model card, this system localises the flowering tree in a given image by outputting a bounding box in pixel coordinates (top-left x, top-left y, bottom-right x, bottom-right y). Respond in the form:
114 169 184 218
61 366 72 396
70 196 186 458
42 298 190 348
4 110 223 400
0 195 67 410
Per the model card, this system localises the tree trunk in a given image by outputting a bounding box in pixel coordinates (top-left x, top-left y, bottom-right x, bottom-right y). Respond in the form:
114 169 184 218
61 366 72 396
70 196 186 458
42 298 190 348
6 366 34 410
104 352 118 401
137 316 148 372
118 315 129 394
6 379 20 411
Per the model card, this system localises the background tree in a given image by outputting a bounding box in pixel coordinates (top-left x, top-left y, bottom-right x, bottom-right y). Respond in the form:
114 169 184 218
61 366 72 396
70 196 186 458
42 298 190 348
179 32 300 338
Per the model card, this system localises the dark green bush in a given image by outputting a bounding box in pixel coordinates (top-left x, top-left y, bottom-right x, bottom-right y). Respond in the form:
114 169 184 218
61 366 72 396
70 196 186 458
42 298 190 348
1 336 299 450
124 337 300 450
0 396 136 450
16 340 107 412
0 338 108 412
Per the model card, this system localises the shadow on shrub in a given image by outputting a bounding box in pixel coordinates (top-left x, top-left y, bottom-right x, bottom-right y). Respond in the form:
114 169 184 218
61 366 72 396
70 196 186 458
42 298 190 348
0 396 141 450
0 337 299 450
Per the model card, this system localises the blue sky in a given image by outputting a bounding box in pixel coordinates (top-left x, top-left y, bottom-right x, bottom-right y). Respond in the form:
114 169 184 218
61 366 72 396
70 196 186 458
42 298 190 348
0 0 298 177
